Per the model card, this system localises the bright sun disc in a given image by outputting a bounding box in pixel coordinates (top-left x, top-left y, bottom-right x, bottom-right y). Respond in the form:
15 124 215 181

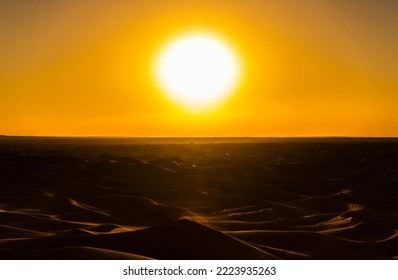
155 34 240 112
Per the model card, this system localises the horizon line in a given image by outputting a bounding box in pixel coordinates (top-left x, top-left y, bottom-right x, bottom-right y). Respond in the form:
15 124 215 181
1 135 398 139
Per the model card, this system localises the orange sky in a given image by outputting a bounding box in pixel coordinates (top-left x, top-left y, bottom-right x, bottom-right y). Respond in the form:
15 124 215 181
1 0 398 137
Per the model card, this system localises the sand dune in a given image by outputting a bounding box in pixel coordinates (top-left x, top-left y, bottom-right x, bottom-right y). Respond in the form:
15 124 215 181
0 138 397 259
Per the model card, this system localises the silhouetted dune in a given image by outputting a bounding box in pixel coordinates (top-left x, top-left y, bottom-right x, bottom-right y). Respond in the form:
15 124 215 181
0 138 397 259
1 219 277 260
0 247 154 260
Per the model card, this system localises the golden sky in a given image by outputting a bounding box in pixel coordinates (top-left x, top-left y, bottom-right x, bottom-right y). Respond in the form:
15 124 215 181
1 0 397 137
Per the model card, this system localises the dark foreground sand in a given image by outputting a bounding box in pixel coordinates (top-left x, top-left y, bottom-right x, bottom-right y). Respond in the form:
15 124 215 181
0 137 397 259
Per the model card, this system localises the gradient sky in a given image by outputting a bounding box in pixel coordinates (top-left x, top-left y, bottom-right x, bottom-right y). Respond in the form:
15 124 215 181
1 0 397 137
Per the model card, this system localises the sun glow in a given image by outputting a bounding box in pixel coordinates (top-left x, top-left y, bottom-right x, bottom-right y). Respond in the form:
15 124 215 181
154 34 241 112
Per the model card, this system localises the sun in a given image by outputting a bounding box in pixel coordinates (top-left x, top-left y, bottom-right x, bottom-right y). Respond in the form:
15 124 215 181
154 33 241 112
